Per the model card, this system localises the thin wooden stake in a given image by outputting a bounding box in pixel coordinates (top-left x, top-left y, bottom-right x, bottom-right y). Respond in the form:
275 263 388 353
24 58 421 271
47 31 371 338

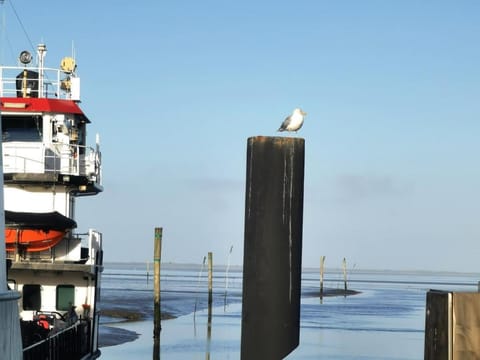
208 252 213 307
146 261 150 284
206 252 214 359
320 256 325 299
342 257 347 295
224 245 234 309
153 227 162 338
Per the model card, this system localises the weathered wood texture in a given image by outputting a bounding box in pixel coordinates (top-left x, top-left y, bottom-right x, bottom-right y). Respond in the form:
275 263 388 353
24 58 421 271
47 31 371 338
425 290 480 360
153 227 162 338
241 136 305 360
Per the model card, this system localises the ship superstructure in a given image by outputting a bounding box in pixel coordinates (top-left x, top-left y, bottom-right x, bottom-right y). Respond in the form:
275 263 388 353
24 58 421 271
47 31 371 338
1 44 103 359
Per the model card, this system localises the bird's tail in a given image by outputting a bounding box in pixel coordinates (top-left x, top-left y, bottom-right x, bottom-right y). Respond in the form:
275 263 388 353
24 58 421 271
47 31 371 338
277 127 285 132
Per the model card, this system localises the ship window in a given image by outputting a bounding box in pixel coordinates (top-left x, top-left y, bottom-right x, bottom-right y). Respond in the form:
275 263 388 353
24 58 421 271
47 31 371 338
56 285 75 311
2 115 43 142
22 284 41 311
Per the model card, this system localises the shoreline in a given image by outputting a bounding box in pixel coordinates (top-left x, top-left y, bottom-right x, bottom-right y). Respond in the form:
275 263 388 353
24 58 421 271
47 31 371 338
99 310 176 348
98 288 360 348
100 309 176 322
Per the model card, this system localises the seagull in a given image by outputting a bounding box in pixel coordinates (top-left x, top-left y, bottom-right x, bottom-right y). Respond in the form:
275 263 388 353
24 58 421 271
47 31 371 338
277 108 307 132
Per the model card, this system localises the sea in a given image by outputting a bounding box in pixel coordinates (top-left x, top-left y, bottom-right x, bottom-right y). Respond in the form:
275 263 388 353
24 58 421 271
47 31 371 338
97 263 480 359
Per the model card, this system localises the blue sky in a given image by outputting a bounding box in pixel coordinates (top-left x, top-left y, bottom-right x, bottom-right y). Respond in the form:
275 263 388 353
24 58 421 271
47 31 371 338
2 1 480 271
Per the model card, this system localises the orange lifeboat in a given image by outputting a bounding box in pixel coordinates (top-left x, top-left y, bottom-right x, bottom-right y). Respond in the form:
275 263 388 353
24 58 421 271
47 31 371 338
5 228 66 252
5 211 76 252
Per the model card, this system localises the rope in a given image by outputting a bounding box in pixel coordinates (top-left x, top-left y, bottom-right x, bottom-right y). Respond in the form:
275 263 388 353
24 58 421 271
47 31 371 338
7 0 36 55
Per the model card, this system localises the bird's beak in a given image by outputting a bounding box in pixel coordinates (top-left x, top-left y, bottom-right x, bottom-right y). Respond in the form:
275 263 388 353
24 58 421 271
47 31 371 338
302 111 307 116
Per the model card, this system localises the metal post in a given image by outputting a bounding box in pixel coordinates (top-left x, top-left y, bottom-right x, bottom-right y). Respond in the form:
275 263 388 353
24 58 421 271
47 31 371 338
241 136 305 360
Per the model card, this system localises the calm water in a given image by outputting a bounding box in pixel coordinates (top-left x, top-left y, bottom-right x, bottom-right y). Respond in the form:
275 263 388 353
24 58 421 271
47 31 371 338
98 263 479 359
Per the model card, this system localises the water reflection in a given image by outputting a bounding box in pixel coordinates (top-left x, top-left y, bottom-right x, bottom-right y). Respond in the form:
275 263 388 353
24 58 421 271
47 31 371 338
153 337 160 360
205 301 212 360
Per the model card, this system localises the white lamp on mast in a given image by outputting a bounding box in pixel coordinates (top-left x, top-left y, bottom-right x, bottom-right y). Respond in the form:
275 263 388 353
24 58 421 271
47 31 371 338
37 43 47 97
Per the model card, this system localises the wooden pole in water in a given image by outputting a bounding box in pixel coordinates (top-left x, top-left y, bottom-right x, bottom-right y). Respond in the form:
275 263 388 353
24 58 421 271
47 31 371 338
208 252 213 307
153 227 162 338
342 257 347 295
241 136 305 360
146 261 150 284
206 252 213 360
320 256 325 298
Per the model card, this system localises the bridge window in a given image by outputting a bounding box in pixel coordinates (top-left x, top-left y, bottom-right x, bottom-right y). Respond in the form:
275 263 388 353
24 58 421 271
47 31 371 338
22 284 41 311
2 115 43 142
56 285 75 311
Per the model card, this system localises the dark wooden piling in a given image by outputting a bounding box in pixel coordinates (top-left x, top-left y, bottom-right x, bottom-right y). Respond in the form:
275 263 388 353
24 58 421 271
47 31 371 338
241 136 305 360
342 257 347 296
425 290 480 359
424 290 449 360
153 227 162 338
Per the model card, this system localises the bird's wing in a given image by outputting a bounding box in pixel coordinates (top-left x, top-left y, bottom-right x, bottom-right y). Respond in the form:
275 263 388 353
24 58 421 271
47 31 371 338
278 115 292 131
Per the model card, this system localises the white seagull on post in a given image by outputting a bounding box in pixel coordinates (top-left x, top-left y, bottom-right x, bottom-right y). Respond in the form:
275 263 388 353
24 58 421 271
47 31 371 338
277 108 307 132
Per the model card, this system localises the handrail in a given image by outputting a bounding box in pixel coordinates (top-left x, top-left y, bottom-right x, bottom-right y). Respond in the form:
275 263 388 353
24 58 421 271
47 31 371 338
0 65 69 99
6 228 102 265
23 319 92 360
2 142 101 184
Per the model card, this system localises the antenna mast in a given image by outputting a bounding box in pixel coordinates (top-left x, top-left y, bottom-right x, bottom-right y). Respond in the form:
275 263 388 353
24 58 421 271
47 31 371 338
37 43 47 98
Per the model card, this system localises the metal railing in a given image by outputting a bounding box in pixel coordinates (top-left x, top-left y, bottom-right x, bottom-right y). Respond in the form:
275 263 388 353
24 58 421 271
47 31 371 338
6 229 102 265
0 65 71 99
3 142 101 184
23 319 92 360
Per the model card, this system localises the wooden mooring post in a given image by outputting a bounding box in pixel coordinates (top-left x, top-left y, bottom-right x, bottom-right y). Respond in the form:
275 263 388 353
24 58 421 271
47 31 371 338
241 136 305 360
153 227 162 338
320 256 325 299
342 257 347 295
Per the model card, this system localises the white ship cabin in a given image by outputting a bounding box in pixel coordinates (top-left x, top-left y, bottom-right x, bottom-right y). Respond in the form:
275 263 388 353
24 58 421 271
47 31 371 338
0 45 104 346
0 46 102 195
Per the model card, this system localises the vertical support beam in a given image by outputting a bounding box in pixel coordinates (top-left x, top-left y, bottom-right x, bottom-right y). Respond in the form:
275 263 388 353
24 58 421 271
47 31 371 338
153 227 162 338
241 136 305 360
